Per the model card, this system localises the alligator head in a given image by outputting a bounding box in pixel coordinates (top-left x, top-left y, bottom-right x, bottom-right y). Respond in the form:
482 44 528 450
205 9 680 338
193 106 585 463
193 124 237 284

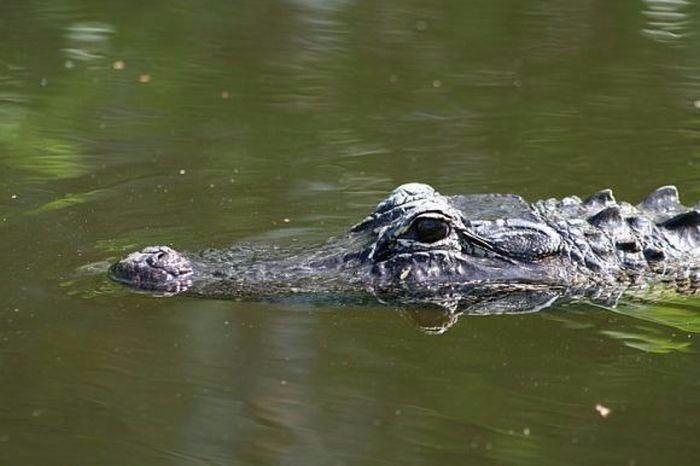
349 183 570 294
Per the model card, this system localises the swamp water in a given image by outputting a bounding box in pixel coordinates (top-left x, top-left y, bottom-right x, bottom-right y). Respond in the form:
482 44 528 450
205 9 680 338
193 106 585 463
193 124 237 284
1 1 699 465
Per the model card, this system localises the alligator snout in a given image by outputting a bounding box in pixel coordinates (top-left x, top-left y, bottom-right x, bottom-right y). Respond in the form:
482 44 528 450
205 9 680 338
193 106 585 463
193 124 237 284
109 245 193 293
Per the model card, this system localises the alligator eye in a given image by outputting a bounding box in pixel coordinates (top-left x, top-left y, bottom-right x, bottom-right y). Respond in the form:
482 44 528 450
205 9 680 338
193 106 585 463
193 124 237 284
408 217 451 243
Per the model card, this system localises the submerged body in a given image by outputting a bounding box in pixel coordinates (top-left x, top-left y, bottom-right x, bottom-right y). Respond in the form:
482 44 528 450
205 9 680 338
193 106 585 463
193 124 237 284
111 184 699 315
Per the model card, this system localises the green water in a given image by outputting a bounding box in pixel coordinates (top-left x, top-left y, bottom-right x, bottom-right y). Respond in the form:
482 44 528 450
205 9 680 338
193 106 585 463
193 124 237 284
1 1 700 465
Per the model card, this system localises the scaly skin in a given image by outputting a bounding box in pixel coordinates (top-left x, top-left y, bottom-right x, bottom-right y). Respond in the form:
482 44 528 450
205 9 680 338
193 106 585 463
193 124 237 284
110 184 699 304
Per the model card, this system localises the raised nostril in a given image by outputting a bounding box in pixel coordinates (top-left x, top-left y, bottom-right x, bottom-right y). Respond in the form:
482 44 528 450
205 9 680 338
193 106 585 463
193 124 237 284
155 251 166 260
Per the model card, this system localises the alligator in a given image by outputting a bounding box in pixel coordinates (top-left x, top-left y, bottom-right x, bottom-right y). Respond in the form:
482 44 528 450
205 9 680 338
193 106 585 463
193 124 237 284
110 183 699 319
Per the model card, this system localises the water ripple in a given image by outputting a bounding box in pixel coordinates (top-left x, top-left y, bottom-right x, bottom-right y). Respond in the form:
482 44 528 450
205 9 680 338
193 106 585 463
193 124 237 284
642 0 691 43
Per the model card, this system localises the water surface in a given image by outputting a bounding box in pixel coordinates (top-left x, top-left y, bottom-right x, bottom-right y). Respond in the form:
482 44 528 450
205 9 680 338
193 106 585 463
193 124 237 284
1 1 699 465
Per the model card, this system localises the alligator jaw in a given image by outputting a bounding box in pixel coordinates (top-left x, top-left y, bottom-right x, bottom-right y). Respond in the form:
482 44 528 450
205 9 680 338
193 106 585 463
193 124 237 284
109 246 193 293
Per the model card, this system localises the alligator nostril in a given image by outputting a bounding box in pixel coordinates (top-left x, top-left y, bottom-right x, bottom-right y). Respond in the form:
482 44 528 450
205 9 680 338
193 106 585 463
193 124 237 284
155 251 166 260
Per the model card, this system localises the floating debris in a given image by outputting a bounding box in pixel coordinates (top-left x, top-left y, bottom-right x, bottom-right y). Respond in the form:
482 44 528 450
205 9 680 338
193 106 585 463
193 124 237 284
220 90 231 99
595 403 612 418
138 74 151 84
112 60 125 70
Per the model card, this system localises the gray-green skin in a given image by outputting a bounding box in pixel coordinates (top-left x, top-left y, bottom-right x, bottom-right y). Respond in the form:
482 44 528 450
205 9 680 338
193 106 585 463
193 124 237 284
110 183 699 314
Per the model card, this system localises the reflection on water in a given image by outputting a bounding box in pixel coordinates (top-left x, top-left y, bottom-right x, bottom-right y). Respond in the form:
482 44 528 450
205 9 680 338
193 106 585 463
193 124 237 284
397 285 700 338
2 0 700 465
63 22 115 64
642 0 691 43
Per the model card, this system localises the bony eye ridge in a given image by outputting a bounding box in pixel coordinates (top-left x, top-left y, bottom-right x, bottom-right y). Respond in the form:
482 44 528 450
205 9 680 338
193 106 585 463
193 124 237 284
405 216 452 243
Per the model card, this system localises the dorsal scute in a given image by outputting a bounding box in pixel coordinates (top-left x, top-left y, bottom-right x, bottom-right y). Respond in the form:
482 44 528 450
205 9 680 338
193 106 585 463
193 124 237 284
587 206 623 229
662 210 700 230
660 210 700 251
583 189 616 208
640 185 680 211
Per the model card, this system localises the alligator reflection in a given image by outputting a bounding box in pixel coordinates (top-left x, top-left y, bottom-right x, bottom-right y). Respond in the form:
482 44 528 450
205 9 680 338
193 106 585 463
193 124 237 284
397 289 561 334
395 283 699 334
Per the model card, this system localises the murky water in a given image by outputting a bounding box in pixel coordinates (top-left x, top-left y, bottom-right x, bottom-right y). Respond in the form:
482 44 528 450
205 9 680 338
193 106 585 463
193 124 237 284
1 1 700 465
